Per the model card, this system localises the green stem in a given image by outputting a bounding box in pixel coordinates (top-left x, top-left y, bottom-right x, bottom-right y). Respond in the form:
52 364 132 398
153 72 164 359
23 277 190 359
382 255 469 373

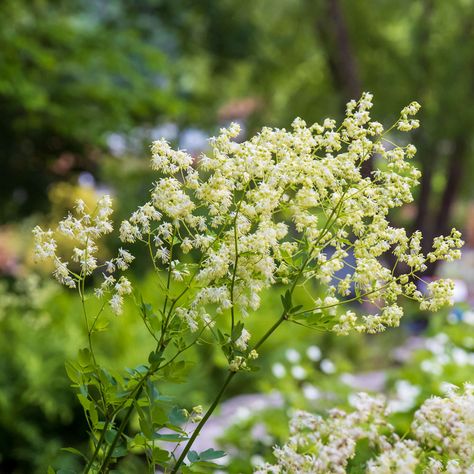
171 311 288 473
99 381 146 473
252 312 287 351
230 196 245 334
83 418 110 473
83 318 211 473
171 371 236 473
168 204 342 472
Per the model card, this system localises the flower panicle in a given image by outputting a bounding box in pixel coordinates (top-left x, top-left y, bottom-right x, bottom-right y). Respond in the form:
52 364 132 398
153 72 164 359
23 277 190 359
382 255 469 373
34 94 462 331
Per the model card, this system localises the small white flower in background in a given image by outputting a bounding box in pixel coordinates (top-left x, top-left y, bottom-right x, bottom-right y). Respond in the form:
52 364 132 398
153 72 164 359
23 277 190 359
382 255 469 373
290 365 307 380
234 406 251 421
452 347 469 366
251 423 273 445
366 440 420 473
463 310 474 326
302 383 320 401
340 373 356 386
306 345 322 361
425 333 449 355
272 363 286 379
387 380 421 413
421 359 443 376
250 455 266 468
256 384 474 473
320 359 336 374
285 348 301 363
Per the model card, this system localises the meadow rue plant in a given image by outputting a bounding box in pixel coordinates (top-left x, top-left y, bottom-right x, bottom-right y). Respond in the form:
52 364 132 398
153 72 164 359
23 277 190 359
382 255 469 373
255 384 474 473
33 93 463 473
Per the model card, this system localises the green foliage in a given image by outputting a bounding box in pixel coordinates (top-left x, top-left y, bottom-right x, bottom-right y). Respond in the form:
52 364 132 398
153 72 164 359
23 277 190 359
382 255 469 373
0 276 83 472
0 0 180 221
0 273 162 472
3 2 474 471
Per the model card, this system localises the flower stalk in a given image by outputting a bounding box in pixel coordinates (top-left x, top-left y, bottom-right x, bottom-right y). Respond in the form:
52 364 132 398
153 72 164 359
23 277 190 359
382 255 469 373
32 93 464 472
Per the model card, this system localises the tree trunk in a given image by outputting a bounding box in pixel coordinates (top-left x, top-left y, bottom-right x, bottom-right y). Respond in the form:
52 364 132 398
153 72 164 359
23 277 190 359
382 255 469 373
424 138 468 274
314 0 361 104
314 0 368 172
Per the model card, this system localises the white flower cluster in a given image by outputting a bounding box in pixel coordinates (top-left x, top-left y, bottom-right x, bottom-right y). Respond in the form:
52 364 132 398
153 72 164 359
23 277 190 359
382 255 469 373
33 196 133 314
397 101 421 132
420 332 474 376
119 93 462 336
412 384 474 469
427 229 463 264
255 384 474 473
34 94 463 334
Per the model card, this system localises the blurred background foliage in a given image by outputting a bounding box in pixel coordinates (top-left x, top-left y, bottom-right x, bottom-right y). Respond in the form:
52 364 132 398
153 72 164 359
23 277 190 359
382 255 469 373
1 0 474 472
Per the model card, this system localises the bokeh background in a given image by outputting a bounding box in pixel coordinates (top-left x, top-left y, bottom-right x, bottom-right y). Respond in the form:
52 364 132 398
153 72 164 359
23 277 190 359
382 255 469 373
1 1 474 472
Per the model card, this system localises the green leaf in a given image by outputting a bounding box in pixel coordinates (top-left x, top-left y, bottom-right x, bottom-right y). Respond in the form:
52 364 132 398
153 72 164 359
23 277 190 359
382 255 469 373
65 361 80 384
130 433 146 448
216 329 227 344
76 394 90 411
134 364 149 375
78 384 88 398
187 450 200 463
153 433 188 442
291 312 335 330
105 429 119 445
247 364 261 372
78 348 92 367
47 467 56 474
161 360 193 383
231 321 244 341
60 447 88 461
289 304 303 314
280 289 292 311
151 405 168 425
168 406 188 426
139 417 153 439
112 445 128 458
152 447 170 463
148 315 162 334
148 350 163 366
198 448 226 461
88 402 99 426
190 460 223 470
187 448 226 466
93 319 109 332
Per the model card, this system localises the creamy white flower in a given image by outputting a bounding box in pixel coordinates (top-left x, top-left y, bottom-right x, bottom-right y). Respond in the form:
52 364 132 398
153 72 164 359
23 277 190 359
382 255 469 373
257 385 474 474
235 328 251 351
291 365 307 380
34 95 462 336
306 345 322 361
285 348 301 363
272 363 286 379
320 359 336 374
